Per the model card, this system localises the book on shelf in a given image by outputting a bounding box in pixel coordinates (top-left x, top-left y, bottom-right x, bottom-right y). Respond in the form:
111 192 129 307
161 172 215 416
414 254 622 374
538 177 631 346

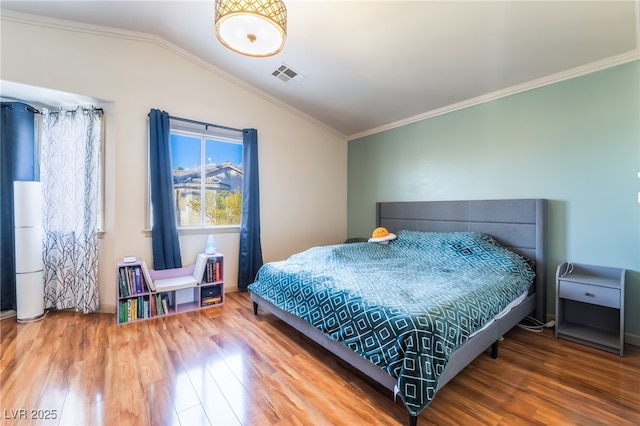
127 267 134 295
193 253 208 283
161 294 169 315
201 296 222 306
140 261 155 291
203 259 222 283
137 296 146 319
119 265 147 296
118 268 129 297
119 301 126 323
204 262 210 283
133 298 138 320
158 294 165 315
134 268 143 294
150 293 157 316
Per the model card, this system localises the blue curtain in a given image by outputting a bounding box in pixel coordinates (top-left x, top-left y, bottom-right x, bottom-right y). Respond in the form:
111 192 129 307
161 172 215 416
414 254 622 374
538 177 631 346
0 102 38 311
238 128 263 291
148 109 182 270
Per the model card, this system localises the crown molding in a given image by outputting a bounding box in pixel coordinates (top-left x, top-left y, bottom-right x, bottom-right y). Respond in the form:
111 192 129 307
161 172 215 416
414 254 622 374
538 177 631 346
3 9 637 143
348 49 640 141
1 10 157 44
349 0 640 140
0 10 346 139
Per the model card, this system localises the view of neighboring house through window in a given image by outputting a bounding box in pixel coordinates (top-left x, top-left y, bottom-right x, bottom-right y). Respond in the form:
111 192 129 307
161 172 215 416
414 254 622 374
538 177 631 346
169 122 243 228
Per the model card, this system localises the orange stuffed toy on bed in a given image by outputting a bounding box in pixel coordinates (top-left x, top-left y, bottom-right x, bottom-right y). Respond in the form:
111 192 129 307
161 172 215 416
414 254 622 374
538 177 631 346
368 227 397 244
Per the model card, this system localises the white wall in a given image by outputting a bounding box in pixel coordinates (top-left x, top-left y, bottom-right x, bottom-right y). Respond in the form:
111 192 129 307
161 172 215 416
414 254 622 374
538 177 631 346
1 15 348 311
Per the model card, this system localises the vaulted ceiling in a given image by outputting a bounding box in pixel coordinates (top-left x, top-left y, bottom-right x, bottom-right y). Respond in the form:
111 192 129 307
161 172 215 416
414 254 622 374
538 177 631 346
1 1 638 139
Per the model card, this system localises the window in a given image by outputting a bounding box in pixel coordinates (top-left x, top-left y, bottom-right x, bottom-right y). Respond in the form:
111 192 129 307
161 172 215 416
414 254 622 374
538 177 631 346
168 120 243 229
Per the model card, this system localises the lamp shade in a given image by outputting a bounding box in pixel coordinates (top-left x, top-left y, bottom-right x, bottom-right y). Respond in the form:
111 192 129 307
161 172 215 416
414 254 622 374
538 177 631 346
215 0 287 57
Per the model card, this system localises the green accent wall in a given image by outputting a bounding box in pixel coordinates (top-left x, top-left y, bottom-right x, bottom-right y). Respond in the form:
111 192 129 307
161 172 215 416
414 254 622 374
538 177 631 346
348 61 640 337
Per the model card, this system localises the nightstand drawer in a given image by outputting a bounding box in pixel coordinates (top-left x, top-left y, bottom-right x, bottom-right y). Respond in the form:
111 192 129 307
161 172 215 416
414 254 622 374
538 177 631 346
558 280 620 309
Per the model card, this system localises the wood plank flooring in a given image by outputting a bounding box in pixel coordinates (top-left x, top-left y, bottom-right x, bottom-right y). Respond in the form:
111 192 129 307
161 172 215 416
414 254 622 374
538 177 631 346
1 291 639 426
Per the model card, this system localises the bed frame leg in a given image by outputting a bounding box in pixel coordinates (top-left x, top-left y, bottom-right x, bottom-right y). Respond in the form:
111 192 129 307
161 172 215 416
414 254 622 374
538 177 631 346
253 301 258 315
491 340 499 359
408 414 418 426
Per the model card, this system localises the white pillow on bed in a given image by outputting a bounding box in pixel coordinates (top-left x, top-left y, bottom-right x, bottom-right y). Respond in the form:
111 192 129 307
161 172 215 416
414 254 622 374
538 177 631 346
368 233 397 244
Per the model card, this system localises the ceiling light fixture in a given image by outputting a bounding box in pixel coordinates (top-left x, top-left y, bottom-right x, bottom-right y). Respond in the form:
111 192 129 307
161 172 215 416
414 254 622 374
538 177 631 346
214 0 287 58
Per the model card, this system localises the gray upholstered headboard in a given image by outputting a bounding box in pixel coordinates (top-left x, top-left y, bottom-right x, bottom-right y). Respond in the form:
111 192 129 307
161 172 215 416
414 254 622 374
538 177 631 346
376 199 546 321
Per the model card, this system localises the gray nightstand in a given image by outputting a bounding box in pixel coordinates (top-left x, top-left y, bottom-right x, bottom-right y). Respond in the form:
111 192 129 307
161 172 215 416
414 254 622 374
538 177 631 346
555 262 625 356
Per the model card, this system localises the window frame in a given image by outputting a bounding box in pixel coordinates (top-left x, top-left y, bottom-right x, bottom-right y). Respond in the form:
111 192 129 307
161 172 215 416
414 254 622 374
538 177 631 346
146 118 244 235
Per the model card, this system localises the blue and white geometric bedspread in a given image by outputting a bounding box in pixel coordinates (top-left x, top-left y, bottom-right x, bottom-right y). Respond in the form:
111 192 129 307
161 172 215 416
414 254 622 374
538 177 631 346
248 230 535 416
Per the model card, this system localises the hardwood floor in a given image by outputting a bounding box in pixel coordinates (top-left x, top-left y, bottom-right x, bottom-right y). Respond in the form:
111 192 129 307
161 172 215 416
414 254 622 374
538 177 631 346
1 291 639 426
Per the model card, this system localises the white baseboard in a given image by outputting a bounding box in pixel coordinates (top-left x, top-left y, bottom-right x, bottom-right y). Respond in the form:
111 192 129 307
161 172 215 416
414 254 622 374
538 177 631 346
0 310 17 320
625 332 640 348
98 304 116 315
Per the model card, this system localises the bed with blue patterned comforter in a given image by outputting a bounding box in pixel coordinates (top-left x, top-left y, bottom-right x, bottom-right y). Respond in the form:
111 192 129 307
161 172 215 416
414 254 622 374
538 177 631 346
247 230 535 416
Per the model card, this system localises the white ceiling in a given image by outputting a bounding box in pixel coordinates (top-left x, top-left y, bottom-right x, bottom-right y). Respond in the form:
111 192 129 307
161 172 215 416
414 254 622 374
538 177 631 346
1 1 639 139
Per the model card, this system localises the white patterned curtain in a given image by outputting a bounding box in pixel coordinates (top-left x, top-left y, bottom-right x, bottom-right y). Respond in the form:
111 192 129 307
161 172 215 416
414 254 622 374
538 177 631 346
41 107 101 313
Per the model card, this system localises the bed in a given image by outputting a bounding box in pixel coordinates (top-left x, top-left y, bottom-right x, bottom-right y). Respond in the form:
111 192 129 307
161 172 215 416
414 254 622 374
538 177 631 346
248 199 546 425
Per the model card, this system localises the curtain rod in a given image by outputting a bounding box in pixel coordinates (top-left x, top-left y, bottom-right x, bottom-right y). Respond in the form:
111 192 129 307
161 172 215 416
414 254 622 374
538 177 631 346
169 115 243 134
1 102 41 114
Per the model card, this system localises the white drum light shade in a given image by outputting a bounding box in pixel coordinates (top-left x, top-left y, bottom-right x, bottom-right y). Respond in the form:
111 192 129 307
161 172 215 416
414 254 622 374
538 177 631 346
215 0 287 57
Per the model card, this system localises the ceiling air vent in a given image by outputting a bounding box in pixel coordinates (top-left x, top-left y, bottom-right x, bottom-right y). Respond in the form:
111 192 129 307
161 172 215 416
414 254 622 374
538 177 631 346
272 64 304 83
